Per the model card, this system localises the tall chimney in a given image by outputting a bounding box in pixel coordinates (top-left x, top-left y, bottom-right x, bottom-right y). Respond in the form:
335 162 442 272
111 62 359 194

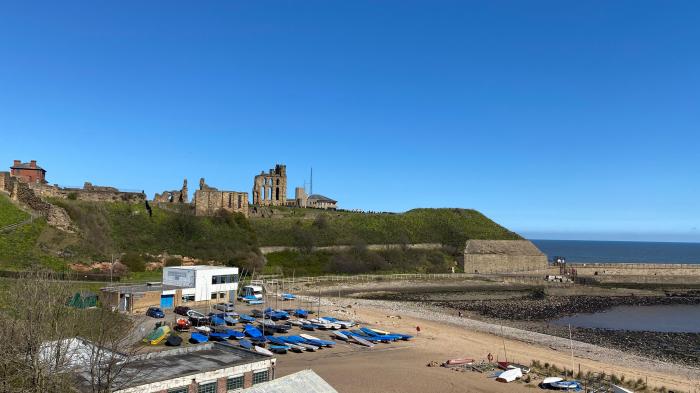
13 160 21 166
30 160 37 168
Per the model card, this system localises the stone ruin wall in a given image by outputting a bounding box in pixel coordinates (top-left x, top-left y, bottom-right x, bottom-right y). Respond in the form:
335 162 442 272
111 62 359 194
4 176 73 232
153 179 189 204
193 178 248 217
252 164 287 206
30 182 145 203
0 172 8 194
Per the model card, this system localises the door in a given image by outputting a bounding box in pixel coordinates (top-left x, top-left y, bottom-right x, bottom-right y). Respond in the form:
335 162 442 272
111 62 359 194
160 295 174 309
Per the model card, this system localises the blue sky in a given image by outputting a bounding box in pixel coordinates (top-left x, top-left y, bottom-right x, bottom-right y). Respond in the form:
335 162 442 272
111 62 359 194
1 1 698 242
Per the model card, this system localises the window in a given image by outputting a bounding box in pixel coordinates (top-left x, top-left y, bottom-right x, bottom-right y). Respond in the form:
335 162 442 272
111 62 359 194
227 375 244 391
212 274 239 285
198 382 217 393
252 370 269 385
219 292 226 299
182 295 195 302
211 292 217 300
168 387 188 393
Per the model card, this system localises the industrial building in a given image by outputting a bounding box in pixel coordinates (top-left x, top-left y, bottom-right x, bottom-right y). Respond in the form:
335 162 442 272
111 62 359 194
101 265 239 313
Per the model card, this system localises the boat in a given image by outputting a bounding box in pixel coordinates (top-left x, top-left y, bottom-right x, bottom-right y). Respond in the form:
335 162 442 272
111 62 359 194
320 317 353 329
541 377 564 386
278 336 320 351
549 380 583 391
189 332 209 344
359 327 402 341
209 332 230 341
498 361 531 374
281 293 296 301
495 368 522 383
368 327 390 335
294 309 309 318
347 333 374 348
445 357 475 366
332 331 349 341
194 326 212 333
288 319 303 327
254 346 274 357
244 324 263 339
187 310 209 326
350 330 390 343
269 345 289 354
228 331 245 340
165 333 182 346
210 315 226 326
175 317 191 331
238 313 256 323
298 334 334 347
301 324 316 331
143 325 171 345
239 339 253 350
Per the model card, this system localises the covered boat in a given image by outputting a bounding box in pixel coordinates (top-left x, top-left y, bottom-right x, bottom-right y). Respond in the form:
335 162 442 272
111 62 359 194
495 368 522 383
165 333 182 347
143 325 171 345
189 332 209 344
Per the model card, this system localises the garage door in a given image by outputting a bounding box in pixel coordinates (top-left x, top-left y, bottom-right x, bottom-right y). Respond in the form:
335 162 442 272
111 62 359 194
160 295 174 309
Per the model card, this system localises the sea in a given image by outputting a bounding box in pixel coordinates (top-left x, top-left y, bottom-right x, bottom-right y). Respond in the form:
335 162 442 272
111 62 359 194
531 239 700 264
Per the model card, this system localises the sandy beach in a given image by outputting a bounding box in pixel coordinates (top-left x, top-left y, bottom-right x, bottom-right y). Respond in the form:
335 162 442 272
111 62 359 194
273 296 700 393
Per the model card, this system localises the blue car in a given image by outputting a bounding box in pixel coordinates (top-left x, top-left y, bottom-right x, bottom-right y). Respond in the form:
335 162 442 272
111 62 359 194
146 307 165 318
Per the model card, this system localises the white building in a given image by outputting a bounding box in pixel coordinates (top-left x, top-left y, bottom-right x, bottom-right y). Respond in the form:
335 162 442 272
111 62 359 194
162 265 239 305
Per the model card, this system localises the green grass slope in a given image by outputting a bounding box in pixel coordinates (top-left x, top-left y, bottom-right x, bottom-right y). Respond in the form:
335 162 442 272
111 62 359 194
250 207 521 249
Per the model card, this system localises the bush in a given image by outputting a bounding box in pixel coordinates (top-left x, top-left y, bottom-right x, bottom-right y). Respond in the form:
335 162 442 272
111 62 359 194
120 252 145 272
164 256 182 267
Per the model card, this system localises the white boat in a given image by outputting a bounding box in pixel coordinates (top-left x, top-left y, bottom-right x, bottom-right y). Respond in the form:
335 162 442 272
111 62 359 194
542 377 563 385
369 328 390 335
286 343 306 353
319 317 352 329
349 334 374 348
253 346 274 357
309 319 335 330
332 331 349 341
288 319 304 326
194 326 211 333
299 333 322 341
495 368 522 383
298 343 319 352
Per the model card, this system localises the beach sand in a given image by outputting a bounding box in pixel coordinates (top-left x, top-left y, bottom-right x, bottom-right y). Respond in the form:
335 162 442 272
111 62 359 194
274 298 700 393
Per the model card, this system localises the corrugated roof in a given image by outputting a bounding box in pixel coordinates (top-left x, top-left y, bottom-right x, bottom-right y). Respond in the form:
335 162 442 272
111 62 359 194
464 240 545 256
241 369 338 393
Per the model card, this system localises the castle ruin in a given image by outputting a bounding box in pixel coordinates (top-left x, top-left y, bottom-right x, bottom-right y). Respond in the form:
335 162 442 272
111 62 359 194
193 178 248 217
252 164 287 206
154 179 189 204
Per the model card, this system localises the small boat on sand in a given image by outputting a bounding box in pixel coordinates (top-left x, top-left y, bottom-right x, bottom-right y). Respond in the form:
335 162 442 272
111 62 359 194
548 380 582 391
189 332 209 344
495 368 522 383
332 331 349 341
254 346 274 357
165 333 182 346
445 357 474 366
239 339 253 350
497 361 531 374
143 325 170 345
346 332 374 348
194 326 211 333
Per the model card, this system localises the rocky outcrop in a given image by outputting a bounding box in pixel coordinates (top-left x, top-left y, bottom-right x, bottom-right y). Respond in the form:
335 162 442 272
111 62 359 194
5 176 74 232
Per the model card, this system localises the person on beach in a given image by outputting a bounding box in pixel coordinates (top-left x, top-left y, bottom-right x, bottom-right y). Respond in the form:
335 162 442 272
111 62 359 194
458 311 463 317
487 352 493 363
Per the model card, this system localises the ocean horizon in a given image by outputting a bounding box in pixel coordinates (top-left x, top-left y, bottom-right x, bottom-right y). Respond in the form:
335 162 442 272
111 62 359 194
530 239 700 264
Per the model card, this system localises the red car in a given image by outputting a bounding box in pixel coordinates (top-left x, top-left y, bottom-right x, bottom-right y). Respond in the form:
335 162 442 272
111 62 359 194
174 306 191 316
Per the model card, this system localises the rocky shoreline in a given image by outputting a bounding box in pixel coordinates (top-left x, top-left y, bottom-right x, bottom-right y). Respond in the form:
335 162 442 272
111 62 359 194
432 295 700 367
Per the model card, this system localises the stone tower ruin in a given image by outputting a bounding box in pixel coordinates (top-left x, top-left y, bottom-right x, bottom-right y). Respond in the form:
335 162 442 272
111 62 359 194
252 164 287 206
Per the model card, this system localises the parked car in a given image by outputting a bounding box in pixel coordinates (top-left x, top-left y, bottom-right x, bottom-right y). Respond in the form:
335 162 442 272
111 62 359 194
213 302 235 312
174 306 191 316
146 307 165 318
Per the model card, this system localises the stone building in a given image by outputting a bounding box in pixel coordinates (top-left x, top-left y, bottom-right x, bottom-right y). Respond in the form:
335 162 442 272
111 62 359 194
10 160 46 184
307 194 338 210
153 179 188 204
193 178 248 217
294 186 308 208
463 239 548 273
252 164 287 206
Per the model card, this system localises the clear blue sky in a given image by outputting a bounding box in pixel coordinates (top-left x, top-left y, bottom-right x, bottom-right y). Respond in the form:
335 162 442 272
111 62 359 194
1 1 698 242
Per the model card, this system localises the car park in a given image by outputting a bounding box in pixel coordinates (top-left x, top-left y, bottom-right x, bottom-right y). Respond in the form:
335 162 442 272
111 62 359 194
146 307 165 318
213 302 235 312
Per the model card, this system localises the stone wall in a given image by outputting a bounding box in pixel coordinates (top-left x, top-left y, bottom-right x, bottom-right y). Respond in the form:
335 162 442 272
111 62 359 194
464 254 548 273
0 171 8 194
30 182 145 203
193 182 249 217
154 179 189 204
7 176 73 232
252 164 287 206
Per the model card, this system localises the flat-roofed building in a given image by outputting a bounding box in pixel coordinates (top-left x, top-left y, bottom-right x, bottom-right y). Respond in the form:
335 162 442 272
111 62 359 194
101 265 239 313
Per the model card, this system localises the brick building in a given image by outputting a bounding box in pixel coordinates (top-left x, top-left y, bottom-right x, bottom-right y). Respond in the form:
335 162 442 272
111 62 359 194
10 160 46 184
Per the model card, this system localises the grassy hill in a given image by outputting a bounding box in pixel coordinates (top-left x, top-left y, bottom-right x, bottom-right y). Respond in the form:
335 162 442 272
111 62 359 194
250 207 521 249
1 196 521 275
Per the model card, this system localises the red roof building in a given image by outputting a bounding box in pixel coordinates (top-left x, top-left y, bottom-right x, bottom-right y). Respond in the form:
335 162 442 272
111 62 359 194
10 160 47 184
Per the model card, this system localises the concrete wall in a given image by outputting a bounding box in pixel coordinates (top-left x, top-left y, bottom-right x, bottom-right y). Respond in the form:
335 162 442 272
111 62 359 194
463 254 548 274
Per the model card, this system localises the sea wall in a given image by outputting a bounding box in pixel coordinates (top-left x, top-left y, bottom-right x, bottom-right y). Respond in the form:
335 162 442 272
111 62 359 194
548 263 700 284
